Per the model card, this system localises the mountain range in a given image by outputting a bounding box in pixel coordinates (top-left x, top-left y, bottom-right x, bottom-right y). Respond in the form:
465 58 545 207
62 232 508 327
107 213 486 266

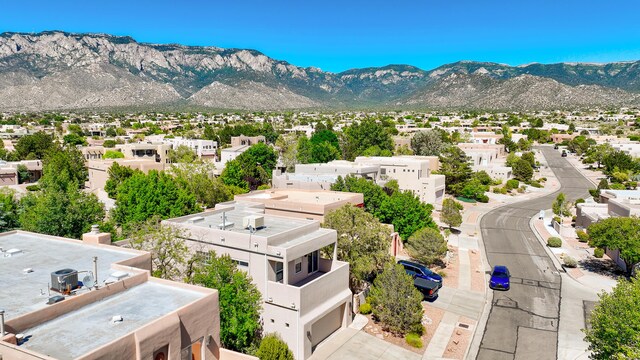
1 31 639 111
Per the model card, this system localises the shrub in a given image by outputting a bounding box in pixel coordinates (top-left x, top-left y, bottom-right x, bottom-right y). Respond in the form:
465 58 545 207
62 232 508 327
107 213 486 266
256 333 294 360
576 230 589 243
359 302 372 315
539 177 547 182
553 216 562 224
575 198 585 205
563 256 578 268
476 194 489 203
25 184 40 191
594 248 604 258
529 181 543 188
405 333 423 348
517 186 525 193
505 179 520 190
492 187 502 194
547 237 562 247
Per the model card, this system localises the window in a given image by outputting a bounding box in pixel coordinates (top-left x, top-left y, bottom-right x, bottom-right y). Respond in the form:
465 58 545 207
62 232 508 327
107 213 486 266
275 261 283 283
307 251 318 273
295 258 302 273
232 259 249 271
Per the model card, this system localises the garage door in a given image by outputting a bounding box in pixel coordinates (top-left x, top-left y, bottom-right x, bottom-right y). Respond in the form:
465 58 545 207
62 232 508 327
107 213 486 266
311 305 343 348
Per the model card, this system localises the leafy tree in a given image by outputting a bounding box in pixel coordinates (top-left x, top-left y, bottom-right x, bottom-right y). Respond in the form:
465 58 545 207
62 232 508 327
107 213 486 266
172 162 232 208
102 139 117 148
102 150 124 159
587 217 640 277
323 205 393 292
459 179 489 202
14 132 55 160
342 119 394 160
40 146 88 191
583 275 640 359
191 252 262 353
220 159 250 191
360 145 393 157
19 186 105 239
104 162 141 199
521 152 536 168
437 146 473 194
472 170 494 186
603 151 639 175
225 143 278 190
406 227 448 265
129 218 190 281
0 189 19 232
16 164 30 184
505 153 520 167
584 144 613 168
112 170 197 230
552 193 571 217
275 134 299 172
517 138 532 151
379 190 436 241
410 130 449 156
368 264 424 335
63 133 87 146
168 145 198 163
330 175 388 217
256 333 294 360
309 141 341 163
105 127 117 137
512 158 534 182
310 129 340 151
441 198 463 229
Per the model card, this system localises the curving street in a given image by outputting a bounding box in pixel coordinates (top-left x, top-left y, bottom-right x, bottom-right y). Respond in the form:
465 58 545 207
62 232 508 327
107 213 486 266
476 146 593 360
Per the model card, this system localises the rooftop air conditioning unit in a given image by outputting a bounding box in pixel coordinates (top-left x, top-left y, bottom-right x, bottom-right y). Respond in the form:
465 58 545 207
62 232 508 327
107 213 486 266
243 215 264 230
51 268 78 293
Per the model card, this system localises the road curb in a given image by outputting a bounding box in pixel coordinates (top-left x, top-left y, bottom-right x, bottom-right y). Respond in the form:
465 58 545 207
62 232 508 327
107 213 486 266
563 152 599 187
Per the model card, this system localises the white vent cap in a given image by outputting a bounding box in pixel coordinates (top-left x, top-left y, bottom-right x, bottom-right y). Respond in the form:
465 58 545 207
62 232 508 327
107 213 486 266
111 315 123 324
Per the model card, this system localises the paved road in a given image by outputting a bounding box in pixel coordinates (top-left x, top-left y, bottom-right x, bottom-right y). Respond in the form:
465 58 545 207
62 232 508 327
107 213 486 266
476 146 593 360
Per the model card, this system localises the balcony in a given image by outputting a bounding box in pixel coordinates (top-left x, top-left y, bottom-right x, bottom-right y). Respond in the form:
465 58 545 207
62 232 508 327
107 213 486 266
265 259 349 316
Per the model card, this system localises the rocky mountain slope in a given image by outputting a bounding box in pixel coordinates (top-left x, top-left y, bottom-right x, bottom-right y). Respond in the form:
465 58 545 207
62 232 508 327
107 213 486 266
0 31 639 110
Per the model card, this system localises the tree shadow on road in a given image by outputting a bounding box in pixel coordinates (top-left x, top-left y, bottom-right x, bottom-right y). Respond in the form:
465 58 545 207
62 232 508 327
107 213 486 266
578 257 624 279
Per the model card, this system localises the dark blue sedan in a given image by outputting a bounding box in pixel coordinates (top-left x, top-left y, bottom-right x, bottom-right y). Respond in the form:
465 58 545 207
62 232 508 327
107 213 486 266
398 260 443 285
489 265 511 290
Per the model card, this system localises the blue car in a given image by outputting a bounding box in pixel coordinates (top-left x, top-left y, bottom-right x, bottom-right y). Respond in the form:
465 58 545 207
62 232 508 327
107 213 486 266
489 265 511 290
398 260 443 285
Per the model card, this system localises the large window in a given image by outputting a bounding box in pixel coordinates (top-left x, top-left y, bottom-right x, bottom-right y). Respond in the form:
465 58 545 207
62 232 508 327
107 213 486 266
307 250 318 273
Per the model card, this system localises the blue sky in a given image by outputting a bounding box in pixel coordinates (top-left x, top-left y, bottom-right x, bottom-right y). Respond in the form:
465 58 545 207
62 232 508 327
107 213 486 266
1 0 639 73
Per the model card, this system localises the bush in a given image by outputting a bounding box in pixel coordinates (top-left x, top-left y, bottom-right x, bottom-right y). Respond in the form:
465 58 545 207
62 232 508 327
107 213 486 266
575 198 585 205
506 179 520 190
547 237 562 247
256 333 294 360
594 248 604 258
405 333 423 348
553 216 562 224
359 302 372 315
539 177 547 182
529 181 543 188
563 256 578 268
517 186 526 193
576 230 589 243
476 193 489 203
492 187 502 194
25 184 40 191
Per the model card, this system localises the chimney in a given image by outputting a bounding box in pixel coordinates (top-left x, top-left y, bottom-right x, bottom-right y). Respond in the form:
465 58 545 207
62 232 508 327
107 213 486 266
82 225 112 245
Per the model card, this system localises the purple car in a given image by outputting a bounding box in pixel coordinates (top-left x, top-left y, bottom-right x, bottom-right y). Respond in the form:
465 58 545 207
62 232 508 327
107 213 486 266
489 265 511 290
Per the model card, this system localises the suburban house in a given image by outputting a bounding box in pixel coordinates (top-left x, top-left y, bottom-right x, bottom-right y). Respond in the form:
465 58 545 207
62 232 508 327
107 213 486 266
0 229 223 360
457 143 512 181
0 160 42 186
164 137 218 160
165 202 353 360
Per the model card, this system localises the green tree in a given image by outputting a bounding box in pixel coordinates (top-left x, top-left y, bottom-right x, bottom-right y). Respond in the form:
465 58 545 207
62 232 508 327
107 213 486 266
368 264 424 335
63 133 87 146
104 162 141 199
584 144 614 169
0 189 19 232
191 252 262 353
342 119 394 160
441 198 463 229
310 129 340 151
552 193 571 218
437 146 473 194
229 143 278 190
330 175 388 217
16 164 30 184
105 127 117 137
257 333 294 360
505 153 520 167
112 170 197 230
323 205 393 292
220 160 250 191
168 145 198 163
583 275 640 359
587 217 640 277
410 130 449 156
129 218 190 281
406 227 448 265
603 151 639 175
19 187 105 239
512 158 534 182
275 134 299 172
379 190 436 240
14 132 55 160
517 138 532 151
172 162 232 208
40 146 88 191
459 179 489 202
521 152 536 168
102 139 117 148
102 150 124 159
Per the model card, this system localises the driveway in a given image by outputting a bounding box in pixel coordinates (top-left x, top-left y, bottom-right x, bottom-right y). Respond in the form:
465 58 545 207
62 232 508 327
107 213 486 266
476 146 593 360
310 328 422 360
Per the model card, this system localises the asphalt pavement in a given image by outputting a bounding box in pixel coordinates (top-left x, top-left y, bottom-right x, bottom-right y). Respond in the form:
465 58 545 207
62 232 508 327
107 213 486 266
476 146 593 360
